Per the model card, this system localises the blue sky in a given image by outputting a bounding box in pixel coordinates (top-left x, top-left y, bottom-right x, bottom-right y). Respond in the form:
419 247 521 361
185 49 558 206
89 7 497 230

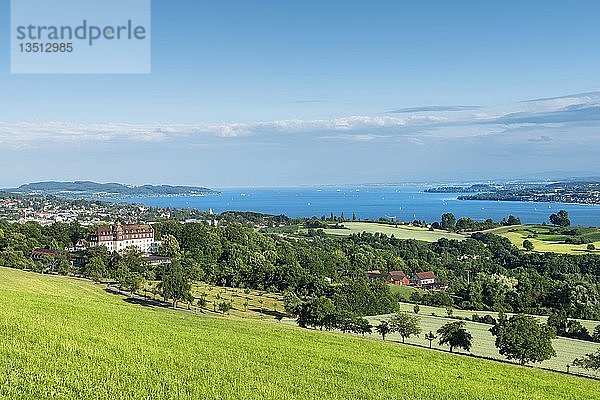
0 0 599 187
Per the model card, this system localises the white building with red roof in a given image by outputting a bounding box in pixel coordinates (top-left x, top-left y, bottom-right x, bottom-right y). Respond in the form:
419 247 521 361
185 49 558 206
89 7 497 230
411 271 436 286
89 224 154 254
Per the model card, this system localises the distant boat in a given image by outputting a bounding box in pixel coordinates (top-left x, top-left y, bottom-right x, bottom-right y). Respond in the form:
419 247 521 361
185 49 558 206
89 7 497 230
240 193 246 196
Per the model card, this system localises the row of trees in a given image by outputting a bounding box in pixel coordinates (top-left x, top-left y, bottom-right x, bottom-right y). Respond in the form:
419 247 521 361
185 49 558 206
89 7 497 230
293 307 559 367
436 213 521 232
377 313 556 366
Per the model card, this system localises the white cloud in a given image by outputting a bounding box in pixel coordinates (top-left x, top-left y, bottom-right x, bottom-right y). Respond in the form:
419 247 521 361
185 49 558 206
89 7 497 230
1 91 599 149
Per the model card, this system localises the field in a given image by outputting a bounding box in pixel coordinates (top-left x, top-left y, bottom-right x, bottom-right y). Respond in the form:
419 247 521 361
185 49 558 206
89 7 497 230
320 222 466 242
484 225 600 254
140 281 285 319
377 303 600 379
386 283 418 301
1 268 599 399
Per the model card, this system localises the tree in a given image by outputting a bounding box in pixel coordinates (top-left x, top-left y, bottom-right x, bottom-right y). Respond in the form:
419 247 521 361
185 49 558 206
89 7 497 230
296 296 335 329
573 349 600 371
413 304 420 314
506 215 521 226
283 291 302 317
547 310 568 335
549 210 570 227
122 272 143 295
218 301 232 315
566 320 592 341
592 325 600 343
375 321 391 340
389 312 421 343
490 314 556 365
196 294 207 311
441 213 457 231
425 331 437 348
587 243 596 251
353 317 372 336
159 260 192 308
84 256 106 281
159 234 181 257
522 240 534 251
437 321 472 353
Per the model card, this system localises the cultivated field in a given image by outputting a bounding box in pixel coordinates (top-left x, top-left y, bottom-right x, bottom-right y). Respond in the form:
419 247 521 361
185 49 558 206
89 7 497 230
484 225 600 254
1 267 598 399
321 222 466 242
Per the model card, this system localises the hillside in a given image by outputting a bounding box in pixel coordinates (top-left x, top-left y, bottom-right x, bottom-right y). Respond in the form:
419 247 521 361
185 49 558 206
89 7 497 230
0 268 598 400
4 181 218 199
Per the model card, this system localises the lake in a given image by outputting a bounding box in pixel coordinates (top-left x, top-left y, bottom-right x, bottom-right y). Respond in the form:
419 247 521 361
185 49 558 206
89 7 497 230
115 185 600 226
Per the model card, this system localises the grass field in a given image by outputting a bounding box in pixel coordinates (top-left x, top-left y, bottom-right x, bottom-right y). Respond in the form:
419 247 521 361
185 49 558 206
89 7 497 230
378 303 600 379
320 222 466 242
484 225 600 254
140 281 285 319
1 268 599 399
386 283 418 301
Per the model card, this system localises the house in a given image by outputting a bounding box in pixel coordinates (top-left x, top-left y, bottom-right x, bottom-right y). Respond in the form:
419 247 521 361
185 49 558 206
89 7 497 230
30 248 57 261
65 239 88 252
386 270 409 286
411 271 436 287
365 269 383 279
89 224 155 254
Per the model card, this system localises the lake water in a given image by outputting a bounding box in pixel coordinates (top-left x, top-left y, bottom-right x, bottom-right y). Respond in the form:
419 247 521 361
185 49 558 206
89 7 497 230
116 185 600 227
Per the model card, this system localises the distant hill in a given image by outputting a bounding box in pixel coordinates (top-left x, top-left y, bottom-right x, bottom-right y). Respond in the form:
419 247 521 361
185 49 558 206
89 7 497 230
5 181 219 199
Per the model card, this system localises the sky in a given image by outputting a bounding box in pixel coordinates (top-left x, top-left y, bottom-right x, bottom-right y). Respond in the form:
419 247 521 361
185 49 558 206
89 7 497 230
0 0 599 188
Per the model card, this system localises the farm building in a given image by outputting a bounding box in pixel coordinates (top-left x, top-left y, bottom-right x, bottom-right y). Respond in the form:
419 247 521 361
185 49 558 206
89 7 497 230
411 271 436 287
366 269 383 279
386 270 409 286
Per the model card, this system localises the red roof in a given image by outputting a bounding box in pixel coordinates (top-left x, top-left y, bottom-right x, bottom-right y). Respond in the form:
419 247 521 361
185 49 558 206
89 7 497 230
388 270 407 279
366 270 383 278
415 271 436 280
31 248 57 257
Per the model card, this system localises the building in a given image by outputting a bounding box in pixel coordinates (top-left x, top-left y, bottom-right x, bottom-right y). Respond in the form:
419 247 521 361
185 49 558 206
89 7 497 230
65 239 88 252
366 269 383 279
145 256 172 266
386 270 409 286
411 271 436 287
89 224 154 254
31 248 57 261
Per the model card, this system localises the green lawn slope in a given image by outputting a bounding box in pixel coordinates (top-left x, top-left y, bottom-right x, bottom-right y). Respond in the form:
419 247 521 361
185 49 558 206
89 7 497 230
0 267 598 400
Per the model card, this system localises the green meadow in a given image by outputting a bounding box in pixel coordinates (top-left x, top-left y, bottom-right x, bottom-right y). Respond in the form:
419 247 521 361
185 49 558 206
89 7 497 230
481 225 600 254
380 303 600 379
1 268 599 399
321 222 466 242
